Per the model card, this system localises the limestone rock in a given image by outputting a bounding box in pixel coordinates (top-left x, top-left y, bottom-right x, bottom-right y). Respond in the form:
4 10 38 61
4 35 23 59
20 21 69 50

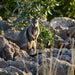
49 17 75 39
0 20 12 34
0 35 9 48
0 48 75 75
0 66 30 75
0 35 28 60
4 29 20 42
38 57 75 75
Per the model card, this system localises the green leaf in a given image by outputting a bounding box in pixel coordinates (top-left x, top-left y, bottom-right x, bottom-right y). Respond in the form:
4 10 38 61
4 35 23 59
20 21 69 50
48 10 52 15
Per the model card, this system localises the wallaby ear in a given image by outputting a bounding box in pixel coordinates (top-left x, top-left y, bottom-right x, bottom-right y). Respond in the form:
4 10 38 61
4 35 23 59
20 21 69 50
30 16 34 22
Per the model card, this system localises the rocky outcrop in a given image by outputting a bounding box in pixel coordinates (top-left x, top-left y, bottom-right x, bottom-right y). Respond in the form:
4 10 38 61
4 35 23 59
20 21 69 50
38 57 75 75
39 17 75 49
49 17 75 39
2 17 75 49
49 17 75 49
0 35 28 60
0 66 32 75
0 17 75 75
4 29 20 42
0 20 12 34
0 48 75 75
0 36 75 75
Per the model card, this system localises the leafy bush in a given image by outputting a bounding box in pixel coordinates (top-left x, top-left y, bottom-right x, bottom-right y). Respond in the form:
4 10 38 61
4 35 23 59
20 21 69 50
0 0 75 20
37 24 55 49
0 0 59 20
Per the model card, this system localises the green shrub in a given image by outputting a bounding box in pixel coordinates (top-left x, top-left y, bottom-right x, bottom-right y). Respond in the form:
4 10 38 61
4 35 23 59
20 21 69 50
37 24 55 49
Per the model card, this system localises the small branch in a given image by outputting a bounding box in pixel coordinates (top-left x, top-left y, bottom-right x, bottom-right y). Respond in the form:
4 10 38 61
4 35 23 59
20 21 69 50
0 5 18 18
0 5 29 21
17 17 29 21
16 0 21 16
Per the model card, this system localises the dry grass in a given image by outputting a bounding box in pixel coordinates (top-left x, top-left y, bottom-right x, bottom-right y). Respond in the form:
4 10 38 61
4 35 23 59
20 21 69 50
23 38 75 75
37 37 75 75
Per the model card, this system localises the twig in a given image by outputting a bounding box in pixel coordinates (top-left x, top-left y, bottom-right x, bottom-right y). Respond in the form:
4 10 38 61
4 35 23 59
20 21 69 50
16 0 21 16
0 5 29 21
17 17 29 21
0 5 18 18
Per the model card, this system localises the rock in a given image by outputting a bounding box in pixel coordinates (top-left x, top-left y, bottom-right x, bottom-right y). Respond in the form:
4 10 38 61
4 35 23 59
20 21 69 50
0 71 17 75
49 17 75 49
38 57 75 75
53 48 72 63
0 35 28 60
49 17 75 39
7 58 38 75
35 48 73 64
40 17 75 49
4 29 20 42
54 36 75 49
7 58 28 71
0 35 9 48
0 17 75 75
59 55 71 63
54 35 70 48
60 48 71 56
33 49 51 65
0 20 12 34
0 58 8 68
0 36 15 60
0 66 30 75
23 60 39 75
0 47 75 75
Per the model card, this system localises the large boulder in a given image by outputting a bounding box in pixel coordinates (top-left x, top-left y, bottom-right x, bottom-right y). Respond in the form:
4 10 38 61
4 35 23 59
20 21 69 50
34 48 73 64
53 35 75 49
0 47 75 75
0 66 32 75
0 20 12 34
0 35 9 48
38 57 75 75
49 17 75 49
39 17 75 49
0 17 75 75
49 17 75 39
0 35 28 60
4 29 20 42
0 58 8 68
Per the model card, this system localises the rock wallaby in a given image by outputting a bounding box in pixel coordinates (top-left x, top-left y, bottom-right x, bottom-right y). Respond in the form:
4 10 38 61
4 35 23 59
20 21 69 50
17 18 40 55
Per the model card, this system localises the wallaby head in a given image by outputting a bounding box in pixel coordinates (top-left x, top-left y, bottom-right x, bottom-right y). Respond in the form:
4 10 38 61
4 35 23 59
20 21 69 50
31 18 39 27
